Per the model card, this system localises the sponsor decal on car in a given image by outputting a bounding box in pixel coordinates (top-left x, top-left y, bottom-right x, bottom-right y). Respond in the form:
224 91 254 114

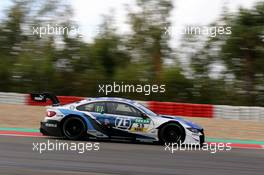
135 118 150 124
115 117 131 130
130 123 147 132
45 123 57 128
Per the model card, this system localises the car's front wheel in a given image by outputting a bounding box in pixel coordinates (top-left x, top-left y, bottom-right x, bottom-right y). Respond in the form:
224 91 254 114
159 123 185 144
62 117 86 140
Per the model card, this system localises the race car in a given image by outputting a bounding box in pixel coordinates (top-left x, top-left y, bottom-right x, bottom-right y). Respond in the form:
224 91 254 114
32 93 204 145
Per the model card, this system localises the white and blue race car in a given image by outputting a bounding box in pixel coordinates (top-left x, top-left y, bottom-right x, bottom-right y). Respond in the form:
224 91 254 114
32 93 204 145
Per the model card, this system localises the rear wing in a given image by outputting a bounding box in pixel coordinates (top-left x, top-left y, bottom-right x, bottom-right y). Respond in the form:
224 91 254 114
30 93 60 106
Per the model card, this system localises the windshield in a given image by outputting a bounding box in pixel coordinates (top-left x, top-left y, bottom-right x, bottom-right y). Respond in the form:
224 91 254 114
135 103 158 116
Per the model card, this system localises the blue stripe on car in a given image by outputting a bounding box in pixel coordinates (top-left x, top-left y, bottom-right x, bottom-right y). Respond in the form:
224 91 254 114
160 115 202 129
58 109 95 130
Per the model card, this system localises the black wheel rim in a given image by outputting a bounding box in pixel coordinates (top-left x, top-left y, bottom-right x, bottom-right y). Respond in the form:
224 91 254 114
64 119 83 138
163 126 181 143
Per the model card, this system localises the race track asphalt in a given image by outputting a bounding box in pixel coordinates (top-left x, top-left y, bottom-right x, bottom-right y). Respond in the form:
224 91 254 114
0 136 263 175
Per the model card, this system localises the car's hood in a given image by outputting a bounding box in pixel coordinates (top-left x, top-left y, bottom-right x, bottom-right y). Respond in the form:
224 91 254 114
158 115 203 130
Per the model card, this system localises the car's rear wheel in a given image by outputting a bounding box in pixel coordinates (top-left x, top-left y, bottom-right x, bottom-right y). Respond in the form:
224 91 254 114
62 117 86 140
159 123 185 144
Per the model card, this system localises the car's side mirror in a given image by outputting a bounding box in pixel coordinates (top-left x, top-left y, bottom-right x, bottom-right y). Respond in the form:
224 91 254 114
141 113 148 119
101 110 105 115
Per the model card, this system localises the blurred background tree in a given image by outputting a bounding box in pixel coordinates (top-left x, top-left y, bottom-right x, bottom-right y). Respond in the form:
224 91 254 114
220 2 264 105
0 0 263 105
179 2 264 106
127 0 173 80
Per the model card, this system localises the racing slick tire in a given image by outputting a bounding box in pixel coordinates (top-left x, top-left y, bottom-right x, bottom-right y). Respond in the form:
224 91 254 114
62 117 86 140
158 123 185 144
